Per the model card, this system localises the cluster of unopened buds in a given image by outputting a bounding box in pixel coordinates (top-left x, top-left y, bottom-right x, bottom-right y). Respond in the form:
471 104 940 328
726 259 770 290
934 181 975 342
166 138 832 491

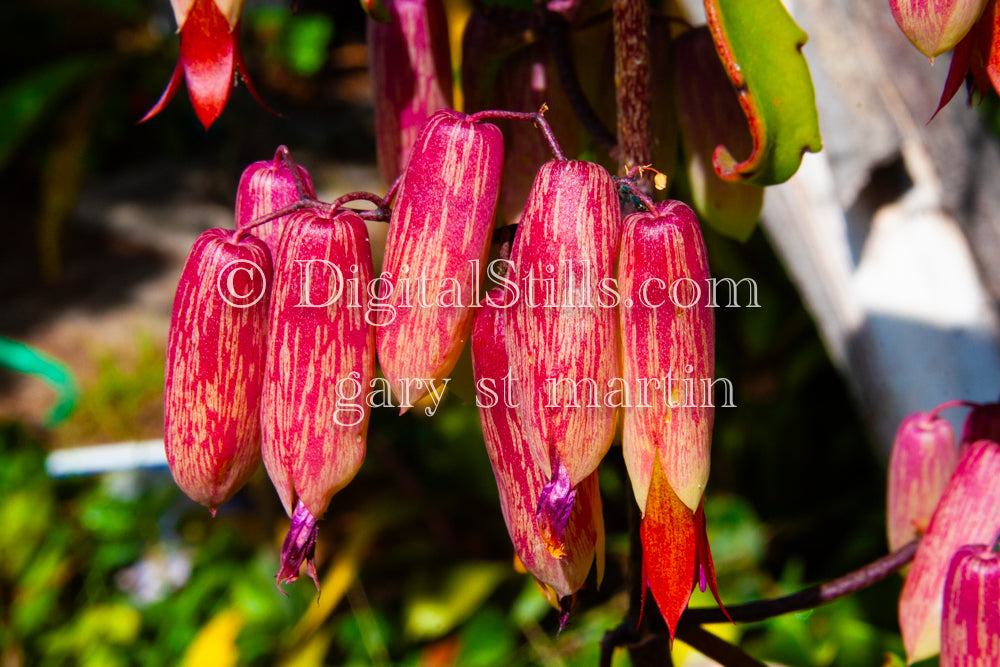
163 96 728 634
887 399 1000 664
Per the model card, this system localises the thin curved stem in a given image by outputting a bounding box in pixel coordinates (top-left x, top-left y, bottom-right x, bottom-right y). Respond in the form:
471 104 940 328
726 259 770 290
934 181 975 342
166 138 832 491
467 107 567 160
328 191 388 213
384 172 404 206
277 146 312 200
614 176 657 212
355 208 391 222
929 398 979 419
679 537 920 626
234 199 319 241
601 539 920 666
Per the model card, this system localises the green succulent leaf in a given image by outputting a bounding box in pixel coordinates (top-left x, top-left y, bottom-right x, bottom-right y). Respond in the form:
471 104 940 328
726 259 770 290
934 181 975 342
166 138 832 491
704 0 822 186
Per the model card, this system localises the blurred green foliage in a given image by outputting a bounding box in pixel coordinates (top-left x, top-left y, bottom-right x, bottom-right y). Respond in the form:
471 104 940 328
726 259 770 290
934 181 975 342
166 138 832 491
55 336 164 446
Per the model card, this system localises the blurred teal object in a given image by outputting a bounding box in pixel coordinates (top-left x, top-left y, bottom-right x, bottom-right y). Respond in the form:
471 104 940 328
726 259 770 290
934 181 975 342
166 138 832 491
0 336 78 426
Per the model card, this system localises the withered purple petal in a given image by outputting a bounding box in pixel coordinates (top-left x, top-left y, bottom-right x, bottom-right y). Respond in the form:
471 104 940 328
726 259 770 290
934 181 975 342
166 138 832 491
277 501 320 593
536 458 578 559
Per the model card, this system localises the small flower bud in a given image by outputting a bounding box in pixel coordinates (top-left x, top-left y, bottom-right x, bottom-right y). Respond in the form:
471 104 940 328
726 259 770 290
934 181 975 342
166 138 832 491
235 147 316 259
889 0 989 59
164 228 271 512
887 411 958 552
376 110 503 409
941 543 1000 666
899 439 1000 662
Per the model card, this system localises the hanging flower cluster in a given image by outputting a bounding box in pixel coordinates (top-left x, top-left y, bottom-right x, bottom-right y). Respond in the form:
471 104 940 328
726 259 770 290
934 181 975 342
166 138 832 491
164 94 728 630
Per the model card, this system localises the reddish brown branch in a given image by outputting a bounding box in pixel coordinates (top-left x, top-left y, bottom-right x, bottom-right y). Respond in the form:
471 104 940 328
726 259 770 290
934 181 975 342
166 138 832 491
680 538 920 626
612 0 651 190
467 107 567 160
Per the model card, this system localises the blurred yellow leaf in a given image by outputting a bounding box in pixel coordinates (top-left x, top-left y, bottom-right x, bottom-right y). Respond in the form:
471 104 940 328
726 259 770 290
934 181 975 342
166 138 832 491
180 608 244 667
279 630 331 667
404 562 507 641
289 516 380 646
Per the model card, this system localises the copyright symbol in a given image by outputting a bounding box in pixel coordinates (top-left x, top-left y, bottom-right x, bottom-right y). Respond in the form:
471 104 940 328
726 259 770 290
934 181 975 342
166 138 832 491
217 259 267 308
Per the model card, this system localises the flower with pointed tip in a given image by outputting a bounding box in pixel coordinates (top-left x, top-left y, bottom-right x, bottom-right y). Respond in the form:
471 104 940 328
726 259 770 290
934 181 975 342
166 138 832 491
899 439 1000 662
889 0 989 59
472 288 604 627
617 200 726 637
941 543 1000 666
934 0 1000 115
887 410 958 552
164 228 271 513
260 207 376 591
142 0 270 129
504 159 622 559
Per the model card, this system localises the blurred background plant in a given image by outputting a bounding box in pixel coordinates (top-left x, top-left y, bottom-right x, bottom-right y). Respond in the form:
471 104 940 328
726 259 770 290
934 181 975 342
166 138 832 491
1 0 992 665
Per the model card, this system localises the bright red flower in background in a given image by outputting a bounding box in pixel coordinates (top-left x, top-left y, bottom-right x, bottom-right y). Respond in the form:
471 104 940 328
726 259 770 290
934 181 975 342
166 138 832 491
936 0 1000 114
142 0 269 129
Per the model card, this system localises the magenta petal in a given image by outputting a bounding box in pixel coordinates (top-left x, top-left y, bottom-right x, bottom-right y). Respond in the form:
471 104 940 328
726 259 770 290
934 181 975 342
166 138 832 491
942 544 1000 665
139 61 185 124
960 400 1000 446
536 458 578 559
557 595 574 632
886 411 958 551
177 0 235 130
276 500 320 593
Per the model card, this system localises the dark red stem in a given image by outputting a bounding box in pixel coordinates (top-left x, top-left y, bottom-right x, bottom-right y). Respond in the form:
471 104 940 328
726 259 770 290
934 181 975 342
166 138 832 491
680 538 920 626
467 107 567 161
328 191 388 213
384 172 404 206
276 145 312 200
675 624 768 667
355 208 391 222
614 176 657 213
929 399 979 419
234 199 321 241
612 0 651 190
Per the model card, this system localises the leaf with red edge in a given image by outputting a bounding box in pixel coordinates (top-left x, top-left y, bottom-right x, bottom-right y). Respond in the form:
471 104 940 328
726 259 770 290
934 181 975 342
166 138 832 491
704 0 822 186
640 455 696 639
674 26 763 241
